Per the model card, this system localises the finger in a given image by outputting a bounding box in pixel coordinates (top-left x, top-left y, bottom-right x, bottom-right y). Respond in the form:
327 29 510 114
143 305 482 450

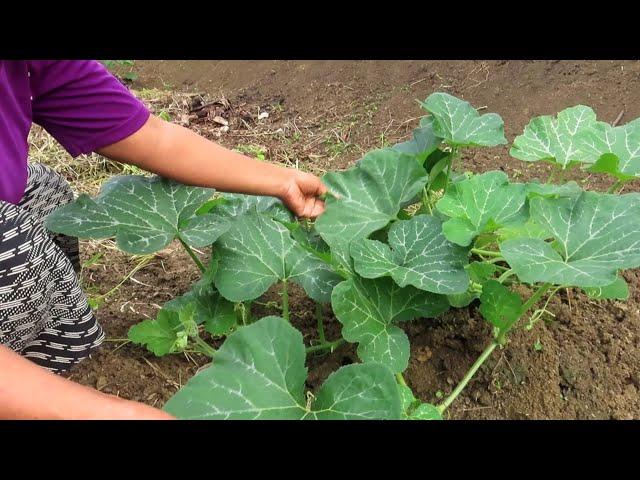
309 199 325 218
302 197 316 219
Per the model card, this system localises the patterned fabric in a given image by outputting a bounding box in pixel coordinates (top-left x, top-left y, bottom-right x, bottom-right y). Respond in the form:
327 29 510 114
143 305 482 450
0 163 104 373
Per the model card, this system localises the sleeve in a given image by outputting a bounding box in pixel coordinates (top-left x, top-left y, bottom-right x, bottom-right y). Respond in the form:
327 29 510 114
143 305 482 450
28 60 151 157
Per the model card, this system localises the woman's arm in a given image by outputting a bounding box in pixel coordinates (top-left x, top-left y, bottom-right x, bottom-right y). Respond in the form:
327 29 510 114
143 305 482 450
97 115 328 218
0 345 173 420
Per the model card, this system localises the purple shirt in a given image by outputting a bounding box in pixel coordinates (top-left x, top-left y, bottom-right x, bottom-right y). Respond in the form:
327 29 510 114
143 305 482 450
0 60 150 204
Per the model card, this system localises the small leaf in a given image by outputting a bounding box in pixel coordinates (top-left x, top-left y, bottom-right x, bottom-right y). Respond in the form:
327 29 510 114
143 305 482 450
421 93 507 147
128 310 184 356
479 280 523 339
436 171 528 246
510 105 598 168
408 403 442 420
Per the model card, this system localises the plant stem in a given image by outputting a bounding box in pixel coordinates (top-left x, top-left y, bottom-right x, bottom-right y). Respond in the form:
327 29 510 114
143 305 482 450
437 341 498 414
546 167 557 184
306 339 344 354
471 248 502 258
497 269 515 283
315 303 326 343
396 373 408 386
193 336 216 358
178 238 206 273
607 180 625 194
443 148 458 194
281 280 289 322
437 282 554 413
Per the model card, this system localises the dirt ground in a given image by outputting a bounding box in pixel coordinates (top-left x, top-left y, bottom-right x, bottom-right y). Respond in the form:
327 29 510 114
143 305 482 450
64 60 640 419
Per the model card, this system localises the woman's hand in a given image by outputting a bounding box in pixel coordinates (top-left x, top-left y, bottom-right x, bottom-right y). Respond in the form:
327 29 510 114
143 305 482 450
278 170 328 218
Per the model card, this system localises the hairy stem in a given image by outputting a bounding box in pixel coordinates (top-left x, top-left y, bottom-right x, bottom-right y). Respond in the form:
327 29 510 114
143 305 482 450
315 303 326 344
437 341 498 414
471 248 502 258
305 339 344 354
396 373 408 387
178 238 206 273
443 147 458 194
193 336 216 358
497 269 515 284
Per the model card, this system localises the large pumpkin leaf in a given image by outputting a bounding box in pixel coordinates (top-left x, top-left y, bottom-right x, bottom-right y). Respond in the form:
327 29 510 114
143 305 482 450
436 171 528 246
510 105 598 168
331 277 449 373
420 92 507 147
45 175 227 255
163 316 401 420
577 119 640 180
213 212 340 303
350 214 469 295
500 191 640 287
315 149 428 265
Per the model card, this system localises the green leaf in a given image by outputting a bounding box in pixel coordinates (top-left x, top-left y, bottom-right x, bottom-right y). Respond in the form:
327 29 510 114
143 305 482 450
468 262 499 283
525 181 583 198
316 149 428 265
164 274 237 337
392 117 442 163
350 215 469 295
163 316 401 419
500 191 640 287
128 310 185 356
213 213 340 303
398 384 442 420
331 277 449 373
579 119 640 180
436 171 528 246
510 105 598 168
420 92 507 147
583 275 629 300
479 280 523 339
45 175 227 255
216 193 293 223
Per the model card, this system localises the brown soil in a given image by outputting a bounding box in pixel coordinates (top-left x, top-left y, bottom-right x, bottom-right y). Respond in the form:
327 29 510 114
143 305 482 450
66 60 640 419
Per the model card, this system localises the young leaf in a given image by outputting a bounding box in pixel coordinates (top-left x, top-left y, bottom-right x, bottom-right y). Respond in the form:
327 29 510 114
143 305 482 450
583 275 629 300
500 192 640 287
398 384 442 420
315 149 428 264
45 175 228 255
420 92 507 147
331 277 449 373
479 280 523 340
436 171 528 246
510 106 598 168
213 212 340 303
164 276 237 337
163 316 401 420
128 310 185 356
350 214 469 295
525 181 583 198
578 119 640 180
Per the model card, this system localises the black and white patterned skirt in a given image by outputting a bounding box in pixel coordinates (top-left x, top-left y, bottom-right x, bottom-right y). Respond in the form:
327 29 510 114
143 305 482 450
0 163 104 373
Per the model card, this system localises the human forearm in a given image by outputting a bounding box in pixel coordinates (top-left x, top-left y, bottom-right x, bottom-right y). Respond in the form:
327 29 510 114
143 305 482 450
0 345 173 420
